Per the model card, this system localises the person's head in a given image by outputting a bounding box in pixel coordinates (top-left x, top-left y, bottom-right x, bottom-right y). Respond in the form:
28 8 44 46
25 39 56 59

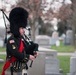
9 7 29 37
19 27 25 36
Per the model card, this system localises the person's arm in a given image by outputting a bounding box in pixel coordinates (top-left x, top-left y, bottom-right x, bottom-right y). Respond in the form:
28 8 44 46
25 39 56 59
7 39 29 62
7 38 36 62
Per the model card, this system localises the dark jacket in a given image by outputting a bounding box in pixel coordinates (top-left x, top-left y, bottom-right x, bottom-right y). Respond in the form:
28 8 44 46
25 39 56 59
6 35 29 62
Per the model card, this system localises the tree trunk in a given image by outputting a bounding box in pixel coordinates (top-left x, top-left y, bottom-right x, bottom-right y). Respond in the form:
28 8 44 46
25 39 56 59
31 21 35 41
71 0 76 48
72 25 75 46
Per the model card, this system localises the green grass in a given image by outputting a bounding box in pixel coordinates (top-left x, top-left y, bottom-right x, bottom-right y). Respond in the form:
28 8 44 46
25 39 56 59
0 54 6 75
0 43 75 53
0 43 72 75
58 56 70 75
0 64 5 74
51 41 75 52
0 47 6 52
0 55 70 75
0 54 6 59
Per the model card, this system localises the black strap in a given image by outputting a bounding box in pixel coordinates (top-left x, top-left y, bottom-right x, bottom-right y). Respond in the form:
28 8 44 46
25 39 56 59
29 61 33 67
24 73 27 75
10 67 13 75
26 64 28 70
0 9 9 21
0 9 9 43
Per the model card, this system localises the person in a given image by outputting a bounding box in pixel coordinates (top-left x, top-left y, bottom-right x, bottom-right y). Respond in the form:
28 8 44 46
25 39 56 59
1 7 38 75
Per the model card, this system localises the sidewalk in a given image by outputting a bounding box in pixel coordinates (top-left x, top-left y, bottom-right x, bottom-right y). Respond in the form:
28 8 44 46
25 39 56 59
57 52 74 56
0 52 74 56
0 52 6 54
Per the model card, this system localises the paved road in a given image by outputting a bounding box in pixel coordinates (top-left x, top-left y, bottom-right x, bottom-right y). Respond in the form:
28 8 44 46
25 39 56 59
0 52 6 54
0 52 74 56
0 51 75 75
57 53 74 56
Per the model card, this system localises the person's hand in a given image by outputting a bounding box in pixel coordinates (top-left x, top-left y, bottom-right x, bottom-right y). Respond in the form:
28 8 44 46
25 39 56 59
29 55 35 60
34 52 38 57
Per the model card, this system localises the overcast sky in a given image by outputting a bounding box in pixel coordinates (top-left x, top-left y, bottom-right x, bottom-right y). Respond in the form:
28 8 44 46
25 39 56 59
0 0 72 28
0 0 18 28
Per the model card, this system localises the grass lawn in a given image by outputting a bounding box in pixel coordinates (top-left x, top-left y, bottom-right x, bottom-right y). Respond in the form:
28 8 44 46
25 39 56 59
51 41 75 52
58 56 70 75
0 47 6 52
0 43 73 75
0 43 75 53
0 63 5 74
0 55 70 75
0 54 6 75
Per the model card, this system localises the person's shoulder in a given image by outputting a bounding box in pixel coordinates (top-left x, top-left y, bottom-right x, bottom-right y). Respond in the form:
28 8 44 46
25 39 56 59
8 35 14 40
7 35 15 44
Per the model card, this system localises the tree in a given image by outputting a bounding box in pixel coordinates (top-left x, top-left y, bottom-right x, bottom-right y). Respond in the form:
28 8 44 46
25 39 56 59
70 0 76 47
40 0 72 36
16 0 42 41
57 20 67 36
1 0 73 41
58 4 72 21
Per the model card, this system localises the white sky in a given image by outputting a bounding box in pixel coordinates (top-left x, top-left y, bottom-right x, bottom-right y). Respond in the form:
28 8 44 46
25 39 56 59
0 0 18 28
44 0 72 13
0 12 5 28
0 0 72 28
